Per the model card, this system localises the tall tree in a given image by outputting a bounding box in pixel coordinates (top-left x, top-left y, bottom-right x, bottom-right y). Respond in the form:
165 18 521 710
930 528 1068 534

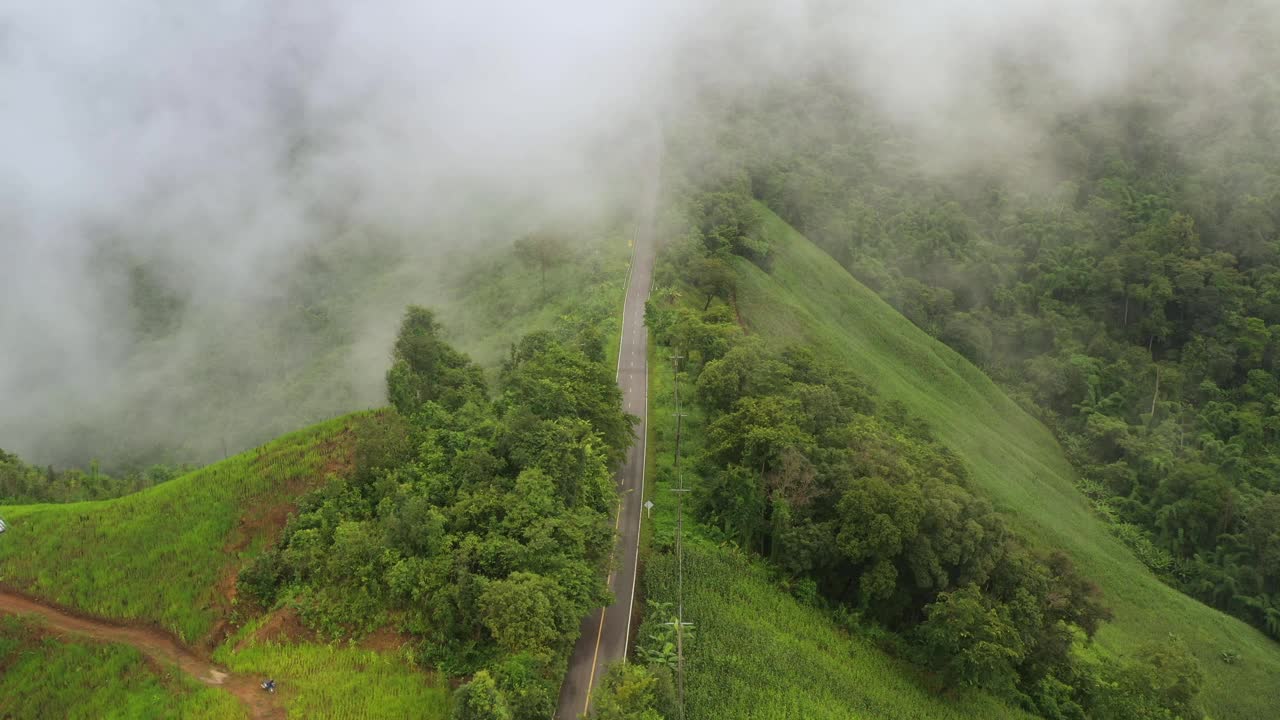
687 255 736 311
514 232 571 302
385 306 486 415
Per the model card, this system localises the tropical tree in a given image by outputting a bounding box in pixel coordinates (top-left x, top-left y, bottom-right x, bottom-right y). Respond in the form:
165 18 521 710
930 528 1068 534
452 671 513 720
514 232 571 301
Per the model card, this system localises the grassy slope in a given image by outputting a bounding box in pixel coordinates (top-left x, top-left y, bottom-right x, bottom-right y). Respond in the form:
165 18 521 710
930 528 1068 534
0 410 451 718
0 616 245 720
643 330 1034 719
0 413 365 642
730 204 1280 720
440 235 632 372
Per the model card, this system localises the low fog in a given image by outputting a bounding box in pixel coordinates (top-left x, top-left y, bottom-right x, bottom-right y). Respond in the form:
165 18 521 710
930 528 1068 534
2 0 1274 468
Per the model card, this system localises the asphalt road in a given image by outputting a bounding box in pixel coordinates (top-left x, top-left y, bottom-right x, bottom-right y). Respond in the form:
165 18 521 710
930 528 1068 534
555 173 658 720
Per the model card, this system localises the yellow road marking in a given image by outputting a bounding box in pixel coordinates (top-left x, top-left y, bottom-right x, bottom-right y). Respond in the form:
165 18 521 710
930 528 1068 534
583 607 608 716
583 499 626 715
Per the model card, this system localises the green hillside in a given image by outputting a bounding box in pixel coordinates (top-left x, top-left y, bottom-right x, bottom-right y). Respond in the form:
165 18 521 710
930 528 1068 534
0 413 370 642
728 204 1280 720
213 626 450 720
642 345 1035 719
0 410 450 719
0 230 633 639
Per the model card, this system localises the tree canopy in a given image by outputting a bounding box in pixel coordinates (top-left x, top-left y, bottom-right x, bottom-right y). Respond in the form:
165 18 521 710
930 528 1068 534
242 305 631 718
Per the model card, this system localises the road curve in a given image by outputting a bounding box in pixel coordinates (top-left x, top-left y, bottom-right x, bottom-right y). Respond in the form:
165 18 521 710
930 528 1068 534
0 589 282 719
556 167 658 719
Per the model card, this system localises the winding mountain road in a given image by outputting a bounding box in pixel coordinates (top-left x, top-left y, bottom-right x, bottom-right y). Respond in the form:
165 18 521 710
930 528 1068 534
556 169 658 719
0 589 281 719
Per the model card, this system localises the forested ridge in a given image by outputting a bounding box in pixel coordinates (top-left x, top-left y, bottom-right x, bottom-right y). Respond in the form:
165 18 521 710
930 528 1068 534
636 185 1213 718
670 62 1280 646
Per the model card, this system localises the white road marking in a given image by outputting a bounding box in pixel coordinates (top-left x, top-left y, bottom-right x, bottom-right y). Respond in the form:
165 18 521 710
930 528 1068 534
623 347 648 661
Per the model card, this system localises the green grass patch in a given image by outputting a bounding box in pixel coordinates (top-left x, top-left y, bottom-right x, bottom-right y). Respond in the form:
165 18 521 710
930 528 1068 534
0 412 369 642
0 616 244 720
729 203 1280 720
215 628 449 720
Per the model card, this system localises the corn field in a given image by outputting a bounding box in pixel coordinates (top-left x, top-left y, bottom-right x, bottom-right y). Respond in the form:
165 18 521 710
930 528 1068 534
641 545 1034 720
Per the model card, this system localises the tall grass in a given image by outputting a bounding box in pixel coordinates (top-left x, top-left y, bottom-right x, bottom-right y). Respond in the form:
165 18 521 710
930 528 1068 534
0 413 369 641
215 635 449 720
730 203 1280 720
0 616 245 720
642 545 1035 720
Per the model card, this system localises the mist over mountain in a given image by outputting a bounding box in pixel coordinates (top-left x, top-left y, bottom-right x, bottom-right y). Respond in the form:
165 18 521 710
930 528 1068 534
3 0 1274 468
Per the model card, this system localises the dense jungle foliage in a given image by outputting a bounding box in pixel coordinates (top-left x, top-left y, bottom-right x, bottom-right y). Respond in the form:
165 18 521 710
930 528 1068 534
239 303 630 720
670 66 1280 645
643 189 1207 718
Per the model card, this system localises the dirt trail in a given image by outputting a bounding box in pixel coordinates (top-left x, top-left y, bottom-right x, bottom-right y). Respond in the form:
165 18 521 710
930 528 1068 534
0 590 282 720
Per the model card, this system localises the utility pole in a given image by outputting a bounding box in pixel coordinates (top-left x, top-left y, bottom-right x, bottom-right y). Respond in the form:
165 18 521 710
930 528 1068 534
671 352 685 470
668 350 690 720
669 352 684 401
669 484 692 720
663 611 694 720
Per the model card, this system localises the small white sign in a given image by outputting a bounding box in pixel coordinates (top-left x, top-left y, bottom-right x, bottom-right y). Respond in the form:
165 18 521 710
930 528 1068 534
644 500 654 518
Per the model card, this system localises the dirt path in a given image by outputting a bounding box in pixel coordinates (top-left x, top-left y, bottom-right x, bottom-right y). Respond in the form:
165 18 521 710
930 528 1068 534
0 590 282 720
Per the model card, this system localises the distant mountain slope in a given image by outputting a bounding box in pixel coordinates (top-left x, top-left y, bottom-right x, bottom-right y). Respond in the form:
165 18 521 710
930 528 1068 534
730 204 1280 720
